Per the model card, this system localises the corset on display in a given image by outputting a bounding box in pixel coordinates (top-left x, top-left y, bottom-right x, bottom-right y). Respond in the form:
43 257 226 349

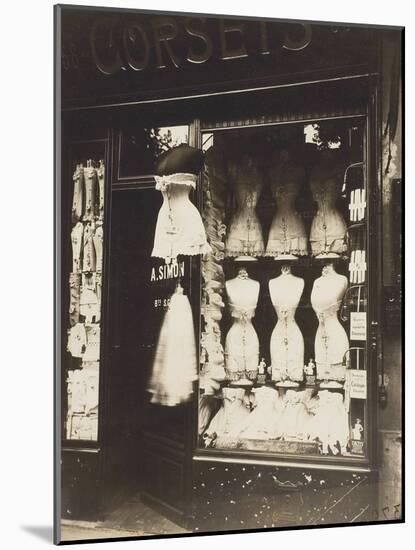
266 158 307 257
310 155 347 257
225 302 259 381
152 144 211 263
205 387 250 438
269 270 304 383
311 266 349 382
225 157 264 258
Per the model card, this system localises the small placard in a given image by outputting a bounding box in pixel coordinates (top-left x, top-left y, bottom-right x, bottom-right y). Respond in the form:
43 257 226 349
349 369 367 399
350 311 367 341
350 439 365 455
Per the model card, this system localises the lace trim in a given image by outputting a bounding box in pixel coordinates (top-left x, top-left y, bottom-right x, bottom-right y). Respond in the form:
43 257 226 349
155 173 197 191
151 241 211 261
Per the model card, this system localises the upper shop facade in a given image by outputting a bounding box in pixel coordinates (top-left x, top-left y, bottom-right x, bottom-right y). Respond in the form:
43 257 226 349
56 5 403 532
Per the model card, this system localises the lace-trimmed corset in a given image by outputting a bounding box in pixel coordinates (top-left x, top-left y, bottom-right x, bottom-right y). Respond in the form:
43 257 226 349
152 173 211 263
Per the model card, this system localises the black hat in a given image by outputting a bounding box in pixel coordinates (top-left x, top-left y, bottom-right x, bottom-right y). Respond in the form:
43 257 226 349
155 144 205 176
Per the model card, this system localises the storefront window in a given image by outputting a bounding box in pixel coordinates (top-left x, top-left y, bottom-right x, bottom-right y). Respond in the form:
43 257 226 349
198 119 369 460
65 147 106 442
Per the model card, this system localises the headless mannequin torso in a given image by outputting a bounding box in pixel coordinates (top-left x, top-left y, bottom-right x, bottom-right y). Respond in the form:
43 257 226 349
225 156 264 259
311 263 349 383
225 268 260 384
266 151 307 258
269 265 305 384
310 152 347 258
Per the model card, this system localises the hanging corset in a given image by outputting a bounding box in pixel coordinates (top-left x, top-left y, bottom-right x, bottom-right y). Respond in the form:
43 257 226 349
83 165 97 221
71 222 84 273
72 165 84 223
82 223 96 272
80 273 100 323
69 272 81 327
97 161 105 220
93 224 103 272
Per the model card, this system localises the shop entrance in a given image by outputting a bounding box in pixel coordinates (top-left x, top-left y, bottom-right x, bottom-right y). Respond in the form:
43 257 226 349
102 185 191 529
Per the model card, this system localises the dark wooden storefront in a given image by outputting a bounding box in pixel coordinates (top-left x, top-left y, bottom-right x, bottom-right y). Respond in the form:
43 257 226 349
55 5 403 533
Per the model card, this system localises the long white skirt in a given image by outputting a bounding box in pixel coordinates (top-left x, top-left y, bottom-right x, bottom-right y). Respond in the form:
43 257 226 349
148 289 197 406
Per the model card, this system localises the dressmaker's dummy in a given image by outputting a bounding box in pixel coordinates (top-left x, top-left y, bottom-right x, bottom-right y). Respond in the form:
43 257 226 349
225 154 264 259
311 263 349 384
83 161 97 222
97 160 105 220
82 222 96 272
309 151 347 257
72 164 84 223
225 267 260 385
151 144 211 263
269 264 305 384
266 150 307 258
71 222 84 273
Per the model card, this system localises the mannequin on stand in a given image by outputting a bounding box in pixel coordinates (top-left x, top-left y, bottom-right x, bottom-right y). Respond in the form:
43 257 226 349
309 150 347 258
266 150 307 259
311 262 349 385
269 263 305 385
225 267 260 386
225 154 264 260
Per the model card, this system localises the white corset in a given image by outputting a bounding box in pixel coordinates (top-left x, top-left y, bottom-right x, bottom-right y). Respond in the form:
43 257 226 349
311 273 349 381
266 181 307 257
225 182 264 258
151 173 211 263
83 166 97 221
71 222 84 273
72 165 83 223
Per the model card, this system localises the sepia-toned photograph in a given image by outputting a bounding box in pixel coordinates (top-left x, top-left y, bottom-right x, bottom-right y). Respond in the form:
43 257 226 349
54 4 403 544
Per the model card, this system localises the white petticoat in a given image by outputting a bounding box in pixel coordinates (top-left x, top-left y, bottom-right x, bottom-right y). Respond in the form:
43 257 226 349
147 287 198 406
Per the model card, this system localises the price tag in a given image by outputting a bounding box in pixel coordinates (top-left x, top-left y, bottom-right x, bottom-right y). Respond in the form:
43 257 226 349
349 369 367 399
350 311 367 341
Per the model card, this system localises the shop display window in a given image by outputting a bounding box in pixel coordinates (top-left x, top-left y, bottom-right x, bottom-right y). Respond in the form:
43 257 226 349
198 118 370 461
64 147 106 442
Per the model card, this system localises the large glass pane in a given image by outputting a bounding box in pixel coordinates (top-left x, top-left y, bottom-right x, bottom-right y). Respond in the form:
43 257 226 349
198 119 368 459
65 143 106 442
118 125 189 179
